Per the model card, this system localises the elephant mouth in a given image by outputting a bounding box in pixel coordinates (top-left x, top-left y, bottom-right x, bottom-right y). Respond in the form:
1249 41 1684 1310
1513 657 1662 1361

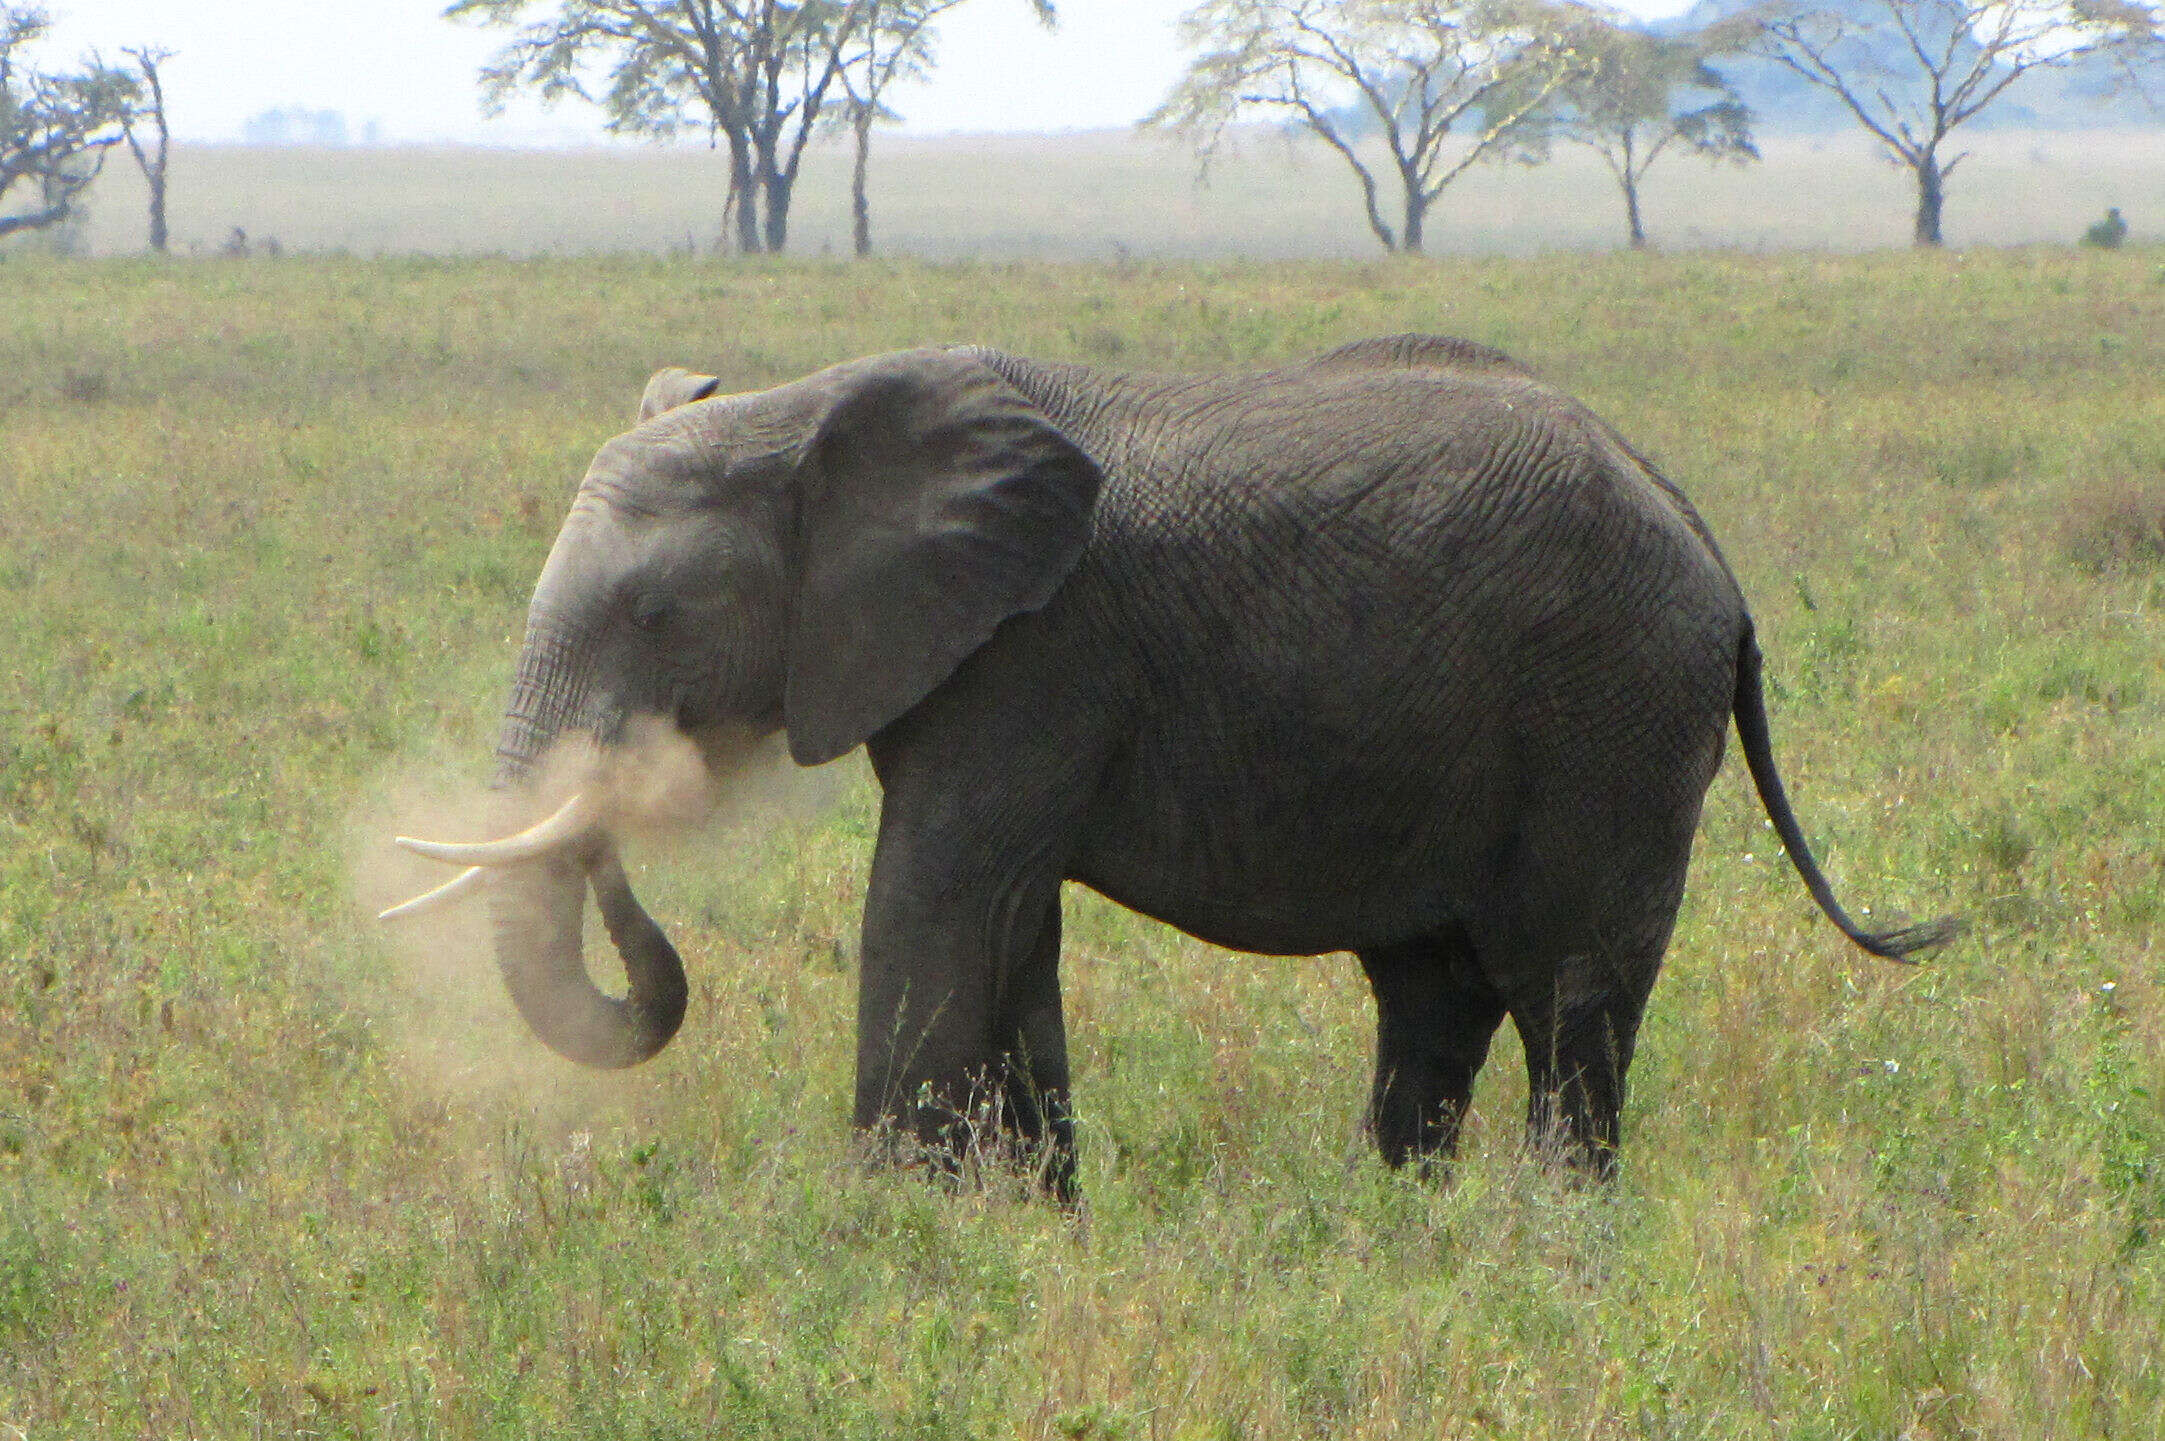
382 704 735 926
378 789 602 920
377 729 697 1070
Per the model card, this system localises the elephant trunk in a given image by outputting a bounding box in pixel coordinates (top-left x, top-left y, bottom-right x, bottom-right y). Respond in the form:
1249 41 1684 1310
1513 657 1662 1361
485 618 688 1069
485 844 686 1069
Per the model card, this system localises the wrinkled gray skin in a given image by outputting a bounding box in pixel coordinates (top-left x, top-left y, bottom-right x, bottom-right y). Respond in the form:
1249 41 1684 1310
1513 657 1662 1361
483 335 1953 1197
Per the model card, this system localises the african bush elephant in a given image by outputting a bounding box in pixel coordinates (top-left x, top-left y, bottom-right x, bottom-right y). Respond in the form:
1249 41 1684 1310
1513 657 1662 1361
387 335 1954 1196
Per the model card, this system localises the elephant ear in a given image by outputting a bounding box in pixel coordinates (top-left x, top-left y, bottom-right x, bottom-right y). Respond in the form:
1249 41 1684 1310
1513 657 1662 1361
784 350 1103 767
637 367 722 422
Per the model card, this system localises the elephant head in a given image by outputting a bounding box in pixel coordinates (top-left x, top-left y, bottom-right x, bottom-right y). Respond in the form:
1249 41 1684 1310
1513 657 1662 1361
386 348 1103 1067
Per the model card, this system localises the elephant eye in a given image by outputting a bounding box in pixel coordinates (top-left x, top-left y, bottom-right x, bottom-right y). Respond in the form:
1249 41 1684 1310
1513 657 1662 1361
629 596 674 635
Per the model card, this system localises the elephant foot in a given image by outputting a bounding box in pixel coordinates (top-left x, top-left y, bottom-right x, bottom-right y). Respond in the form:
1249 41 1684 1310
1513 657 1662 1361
1372 1101 1475 1183
856 1073 1079 1207
1523 1079 1623 1185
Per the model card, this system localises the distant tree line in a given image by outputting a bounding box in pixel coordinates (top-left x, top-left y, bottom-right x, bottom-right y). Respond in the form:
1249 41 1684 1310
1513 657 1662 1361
5 0 2160 255
1150 0 2165 252
241 107 385 147
457 0 2162 257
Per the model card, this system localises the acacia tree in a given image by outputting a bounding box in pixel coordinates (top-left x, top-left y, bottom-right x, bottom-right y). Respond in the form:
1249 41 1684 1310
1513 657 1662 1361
119 44 171 253
1150 0 1600 253
1720 0 2164 246
0 5 133 241
1538 26 1755 249
838 0 1051 257
447 0 864 254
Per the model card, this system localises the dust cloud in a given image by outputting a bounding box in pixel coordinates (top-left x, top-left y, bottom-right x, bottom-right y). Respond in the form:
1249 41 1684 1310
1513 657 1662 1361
344 715 842 1132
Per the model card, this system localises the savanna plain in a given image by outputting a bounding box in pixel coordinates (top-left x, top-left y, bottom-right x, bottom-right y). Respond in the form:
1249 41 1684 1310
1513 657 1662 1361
59 127 2165 259
4 245 2165 1438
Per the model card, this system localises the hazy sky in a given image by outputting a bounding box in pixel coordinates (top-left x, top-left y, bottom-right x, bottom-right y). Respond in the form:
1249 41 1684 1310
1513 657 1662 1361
41 0 1694 144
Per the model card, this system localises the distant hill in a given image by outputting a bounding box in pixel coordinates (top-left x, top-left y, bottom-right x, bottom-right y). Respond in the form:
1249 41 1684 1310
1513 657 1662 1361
1656 0 2159 132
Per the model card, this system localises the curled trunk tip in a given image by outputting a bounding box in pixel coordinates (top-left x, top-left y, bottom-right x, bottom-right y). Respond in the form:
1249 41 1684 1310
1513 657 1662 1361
491 842 687 1069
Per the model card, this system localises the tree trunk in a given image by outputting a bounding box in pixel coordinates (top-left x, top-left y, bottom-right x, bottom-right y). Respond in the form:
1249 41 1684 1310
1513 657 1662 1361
851 112 873 259
746 124 794 255
726 132 759 255
1613 130 1649 251
126 52 172 255
146 170 167 254
1912 153 1944 248
1401 189 1426 256
761 169 792 254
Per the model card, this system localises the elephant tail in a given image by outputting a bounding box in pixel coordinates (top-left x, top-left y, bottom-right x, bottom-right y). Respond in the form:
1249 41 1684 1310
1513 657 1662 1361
1731 623 1960 962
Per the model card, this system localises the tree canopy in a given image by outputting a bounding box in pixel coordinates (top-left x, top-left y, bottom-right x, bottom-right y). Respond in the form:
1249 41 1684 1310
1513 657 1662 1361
1533 24 1756 249
0 5 135 242
447 0 865 254
1718 0 2165 245
1150 0 1605 253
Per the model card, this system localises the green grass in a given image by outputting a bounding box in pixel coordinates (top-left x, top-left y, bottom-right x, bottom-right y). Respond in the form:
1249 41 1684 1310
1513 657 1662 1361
4 249 2165 1436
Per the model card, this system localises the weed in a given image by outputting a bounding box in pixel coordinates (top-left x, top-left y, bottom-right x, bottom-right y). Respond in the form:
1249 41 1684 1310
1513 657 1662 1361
1973 803 2036 875
57 369 108 404
2062 477 2165 572
1931 435 2033 489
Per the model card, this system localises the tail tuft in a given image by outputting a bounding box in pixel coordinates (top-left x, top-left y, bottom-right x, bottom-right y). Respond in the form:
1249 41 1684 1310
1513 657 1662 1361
1849 915 1963 964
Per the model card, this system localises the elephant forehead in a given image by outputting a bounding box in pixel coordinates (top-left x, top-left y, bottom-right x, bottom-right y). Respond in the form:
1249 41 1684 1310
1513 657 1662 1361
586 430 703 496
542 500 640 581
580 436 733 516
589 398 815 507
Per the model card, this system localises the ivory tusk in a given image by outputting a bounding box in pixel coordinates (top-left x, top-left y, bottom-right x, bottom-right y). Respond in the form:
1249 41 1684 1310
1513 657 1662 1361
394 791 601 867
377 864 488 922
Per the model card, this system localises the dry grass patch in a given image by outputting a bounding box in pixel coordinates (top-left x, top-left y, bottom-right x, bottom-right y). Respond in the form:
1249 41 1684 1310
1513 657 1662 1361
2062 476 2165 573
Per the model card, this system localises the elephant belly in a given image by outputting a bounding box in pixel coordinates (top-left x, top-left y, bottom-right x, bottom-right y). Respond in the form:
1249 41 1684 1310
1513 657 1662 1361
1066 720 1500 957
1055 604 1737 958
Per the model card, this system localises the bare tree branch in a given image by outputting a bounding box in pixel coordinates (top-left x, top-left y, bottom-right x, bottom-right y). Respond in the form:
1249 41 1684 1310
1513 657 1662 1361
1733 0 2164 244
1147 0 1598 253
1 6 134 245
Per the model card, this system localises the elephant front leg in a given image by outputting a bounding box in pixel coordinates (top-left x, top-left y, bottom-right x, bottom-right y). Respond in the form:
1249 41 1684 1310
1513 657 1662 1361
851 835 1075 1199
993 905 1076 1199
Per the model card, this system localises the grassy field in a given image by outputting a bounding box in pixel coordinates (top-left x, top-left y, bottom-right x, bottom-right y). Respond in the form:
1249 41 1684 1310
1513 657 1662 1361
49 126 2165 260
4 248 2165 1437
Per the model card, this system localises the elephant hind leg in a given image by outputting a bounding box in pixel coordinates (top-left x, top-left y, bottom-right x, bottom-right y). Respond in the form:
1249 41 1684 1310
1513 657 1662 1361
1511 983 1650 1182
1480 813 1697 1177
1357 924 1509 1176
1484 868 1687 1181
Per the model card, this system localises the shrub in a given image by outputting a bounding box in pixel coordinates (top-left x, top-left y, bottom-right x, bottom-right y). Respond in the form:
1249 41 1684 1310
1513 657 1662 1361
2081 207 2128 249
58 369 107 403
2061 477 2165 571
